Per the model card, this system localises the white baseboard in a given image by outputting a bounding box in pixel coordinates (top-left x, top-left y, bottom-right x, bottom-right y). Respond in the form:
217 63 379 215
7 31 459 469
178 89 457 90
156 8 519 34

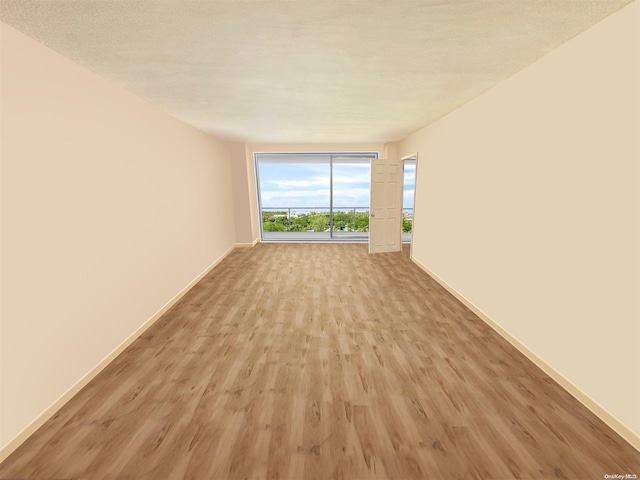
411 257 640 452
0 244 236 463
235 238 259 248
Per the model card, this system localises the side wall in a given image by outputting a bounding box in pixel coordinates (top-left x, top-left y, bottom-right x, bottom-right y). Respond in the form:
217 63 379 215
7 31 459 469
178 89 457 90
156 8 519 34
0 23 236 454
398 1 639 444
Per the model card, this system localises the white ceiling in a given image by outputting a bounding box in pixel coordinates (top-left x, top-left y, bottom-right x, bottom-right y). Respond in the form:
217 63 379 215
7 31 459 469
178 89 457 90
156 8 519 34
0 0 633 144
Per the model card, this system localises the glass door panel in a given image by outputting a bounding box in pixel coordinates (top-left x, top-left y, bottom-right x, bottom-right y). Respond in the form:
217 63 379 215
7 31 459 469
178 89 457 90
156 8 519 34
258 160 331 241
331 159 371 241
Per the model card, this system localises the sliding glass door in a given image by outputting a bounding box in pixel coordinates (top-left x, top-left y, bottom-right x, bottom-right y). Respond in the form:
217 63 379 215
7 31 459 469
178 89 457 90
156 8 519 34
256 153 377 241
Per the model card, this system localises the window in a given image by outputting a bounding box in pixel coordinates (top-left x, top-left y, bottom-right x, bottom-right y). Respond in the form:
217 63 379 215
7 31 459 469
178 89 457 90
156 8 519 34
255 152 378 241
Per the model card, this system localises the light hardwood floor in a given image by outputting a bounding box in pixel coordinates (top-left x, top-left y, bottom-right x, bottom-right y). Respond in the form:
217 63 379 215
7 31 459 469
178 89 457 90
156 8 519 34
1 243 638 479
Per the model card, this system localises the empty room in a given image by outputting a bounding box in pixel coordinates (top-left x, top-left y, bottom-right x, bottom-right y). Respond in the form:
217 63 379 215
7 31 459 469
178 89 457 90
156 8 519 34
0 1 638 479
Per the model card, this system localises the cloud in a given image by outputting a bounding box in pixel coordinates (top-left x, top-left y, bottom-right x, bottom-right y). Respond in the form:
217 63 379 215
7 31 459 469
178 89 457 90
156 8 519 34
403 189 414 209
258 162 414 209
260 188 330 208
269 177 328 189
333 187 371 207
333 173 371 186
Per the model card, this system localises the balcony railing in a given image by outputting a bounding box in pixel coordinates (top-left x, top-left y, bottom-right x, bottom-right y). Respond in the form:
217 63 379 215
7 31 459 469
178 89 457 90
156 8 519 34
261 207 413 241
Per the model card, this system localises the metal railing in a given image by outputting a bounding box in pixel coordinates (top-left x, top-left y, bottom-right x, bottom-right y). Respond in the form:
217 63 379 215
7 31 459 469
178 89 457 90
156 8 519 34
261 207 413 235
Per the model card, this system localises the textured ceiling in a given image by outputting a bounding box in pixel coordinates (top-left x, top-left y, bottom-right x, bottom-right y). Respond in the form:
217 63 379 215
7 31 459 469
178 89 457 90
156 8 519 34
0 0 633 144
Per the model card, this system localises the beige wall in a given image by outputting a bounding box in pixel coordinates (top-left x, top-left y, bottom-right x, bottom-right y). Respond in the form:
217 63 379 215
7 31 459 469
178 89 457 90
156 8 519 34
398 1 639 440
0 22 236 452
248 143 384 154
230 142 255 245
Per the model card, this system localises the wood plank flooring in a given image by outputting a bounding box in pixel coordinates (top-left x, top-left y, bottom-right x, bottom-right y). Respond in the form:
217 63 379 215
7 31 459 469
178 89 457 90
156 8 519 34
1 243 638 479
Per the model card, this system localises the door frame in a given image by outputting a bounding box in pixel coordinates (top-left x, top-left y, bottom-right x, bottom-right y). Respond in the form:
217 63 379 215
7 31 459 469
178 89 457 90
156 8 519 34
254 152 378 242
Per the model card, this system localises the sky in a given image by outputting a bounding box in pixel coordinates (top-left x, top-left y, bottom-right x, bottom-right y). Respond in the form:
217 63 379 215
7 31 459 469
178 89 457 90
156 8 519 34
258 162 415 211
